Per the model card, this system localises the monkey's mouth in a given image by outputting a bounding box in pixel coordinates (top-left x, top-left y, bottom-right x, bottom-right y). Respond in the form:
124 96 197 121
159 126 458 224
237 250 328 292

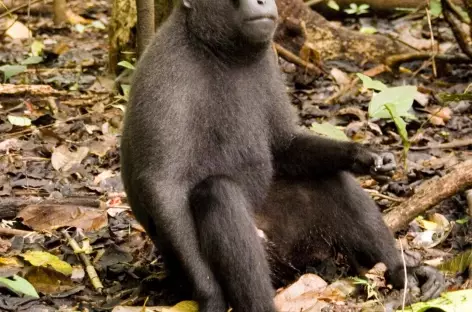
244 15 277 23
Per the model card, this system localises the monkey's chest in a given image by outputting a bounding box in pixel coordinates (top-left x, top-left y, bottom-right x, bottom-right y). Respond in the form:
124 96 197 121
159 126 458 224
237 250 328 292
190 112 272 183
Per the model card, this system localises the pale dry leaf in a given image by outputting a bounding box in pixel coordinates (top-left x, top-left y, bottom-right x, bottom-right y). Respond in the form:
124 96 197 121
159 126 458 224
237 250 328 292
51 145 89 171
274 274 328 312
5 19 31 39
17 204 108 231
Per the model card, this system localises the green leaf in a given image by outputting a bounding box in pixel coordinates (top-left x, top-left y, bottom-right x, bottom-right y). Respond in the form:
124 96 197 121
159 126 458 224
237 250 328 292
22 251 72 276
0 65 27 82
359 26 377 34
429 0 442 17
0 275 39 298
344 3 357 14
456 217 470 225
31 40 45 56
368 86 417 119
327 0 340 11
398 289 472 312
21 56 43 65
7 115 31 127
356 73 387 91
385 103 410 151
117 61 135 70
121 84 131 99
310 122 349 141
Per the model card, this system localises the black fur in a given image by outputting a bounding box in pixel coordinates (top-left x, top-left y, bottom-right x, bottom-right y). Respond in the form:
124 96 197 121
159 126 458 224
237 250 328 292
121 1 443 311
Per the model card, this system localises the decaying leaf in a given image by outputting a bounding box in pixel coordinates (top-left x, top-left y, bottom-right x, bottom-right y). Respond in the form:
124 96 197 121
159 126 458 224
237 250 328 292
51 145 89 171
274 274 329 312
17 204 108 232
24 267 74 294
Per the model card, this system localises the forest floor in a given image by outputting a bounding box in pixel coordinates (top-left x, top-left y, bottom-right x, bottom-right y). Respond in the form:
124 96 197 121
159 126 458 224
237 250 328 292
0 1 471 311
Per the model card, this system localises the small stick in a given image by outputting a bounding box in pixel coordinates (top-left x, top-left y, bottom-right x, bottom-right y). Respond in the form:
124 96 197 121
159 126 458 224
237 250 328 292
410 138 472 150
386 52 470 68
425 7 437 77
61 229 103 292
0 227 35 236
274 43 324 75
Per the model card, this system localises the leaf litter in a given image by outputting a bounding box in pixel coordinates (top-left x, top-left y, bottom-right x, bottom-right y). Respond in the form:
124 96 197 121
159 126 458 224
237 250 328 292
0 0 472 311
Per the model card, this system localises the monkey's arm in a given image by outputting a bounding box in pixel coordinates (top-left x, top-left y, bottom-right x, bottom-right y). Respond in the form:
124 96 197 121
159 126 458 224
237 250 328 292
272 130 395 177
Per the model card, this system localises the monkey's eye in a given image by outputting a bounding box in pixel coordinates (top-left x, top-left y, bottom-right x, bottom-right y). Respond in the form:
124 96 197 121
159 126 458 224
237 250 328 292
231 0 240 8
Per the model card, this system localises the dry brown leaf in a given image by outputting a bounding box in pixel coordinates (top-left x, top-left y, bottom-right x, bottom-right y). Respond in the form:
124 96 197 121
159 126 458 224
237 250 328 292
17 204 108 231
274 274 329 312
330 68 350 87
66 9 92 25
364 262 387 289
51 145 89 171
24 267 74 294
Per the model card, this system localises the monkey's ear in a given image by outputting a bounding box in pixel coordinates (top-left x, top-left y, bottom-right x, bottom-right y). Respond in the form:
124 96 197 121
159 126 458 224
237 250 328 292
182 0 192 8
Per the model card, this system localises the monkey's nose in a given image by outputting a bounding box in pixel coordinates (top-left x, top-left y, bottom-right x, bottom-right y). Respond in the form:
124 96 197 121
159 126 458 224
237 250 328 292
257 0 266 4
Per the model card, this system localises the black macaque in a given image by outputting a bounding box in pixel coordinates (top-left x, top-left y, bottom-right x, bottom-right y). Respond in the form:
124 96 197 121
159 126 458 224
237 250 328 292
120 0 444 311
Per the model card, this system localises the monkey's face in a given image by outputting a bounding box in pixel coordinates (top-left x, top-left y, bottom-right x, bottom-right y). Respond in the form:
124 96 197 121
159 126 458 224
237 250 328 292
237 0 278 44
183 0 278 49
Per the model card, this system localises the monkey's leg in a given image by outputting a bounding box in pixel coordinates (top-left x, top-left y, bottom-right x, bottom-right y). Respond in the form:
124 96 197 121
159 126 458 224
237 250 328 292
137 180 227 312
190 176 276 312
303 173 444 299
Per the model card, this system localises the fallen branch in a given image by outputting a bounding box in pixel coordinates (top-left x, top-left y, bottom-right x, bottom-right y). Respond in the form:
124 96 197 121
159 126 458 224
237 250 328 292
384 160 472 232
410 138 472 150
442 0 472 59
386 52 471 69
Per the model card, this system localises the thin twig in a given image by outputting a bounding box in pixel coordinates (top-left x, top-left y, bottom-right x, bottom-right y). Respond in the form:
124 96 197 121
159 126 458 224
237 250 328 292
425 8 437 77
274 43 324 75
410 138 472 150
399 239 408 312
364 189 405 203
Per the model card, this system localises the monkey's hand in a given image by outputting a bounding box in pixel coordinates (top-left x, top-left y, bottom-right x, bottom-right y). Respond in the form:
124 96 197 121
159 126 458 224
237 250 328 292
408 266 446 301
352 149 396 181
385 266 445 312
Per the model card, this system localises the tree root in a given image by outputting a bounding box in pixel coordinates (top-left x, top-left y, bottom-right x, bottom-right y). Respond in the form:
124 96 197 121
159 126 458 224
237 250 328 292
384 160 472 232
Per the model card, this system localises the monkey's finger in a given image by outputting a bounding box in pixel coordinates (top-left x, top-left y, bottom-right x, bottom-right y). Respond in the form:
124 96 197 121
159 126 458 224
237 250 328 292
421 281 444 301
375 163 397 173
370 172 392 183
